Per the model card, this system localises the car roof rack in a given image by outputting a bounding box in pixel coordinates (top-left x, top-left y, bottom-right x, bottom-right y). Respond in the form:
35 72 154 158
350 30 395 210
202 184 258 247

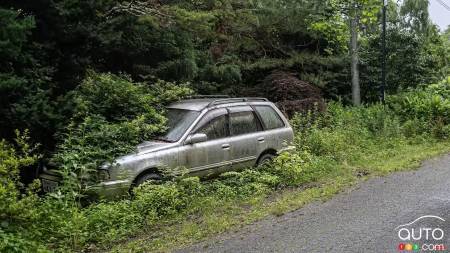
207 97 269 107
186 95 230 99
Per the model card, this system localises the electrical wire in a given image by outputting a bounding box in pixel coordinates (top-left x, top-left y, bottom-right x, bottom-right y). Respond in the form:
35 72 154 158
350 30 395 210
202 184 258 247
435 0 450 12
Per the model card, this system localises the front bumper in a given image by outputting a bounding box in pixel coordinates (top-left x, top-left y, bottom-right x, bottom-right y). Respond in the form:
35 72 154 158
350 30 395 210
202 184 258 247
85 179 131 200
40 170 131 200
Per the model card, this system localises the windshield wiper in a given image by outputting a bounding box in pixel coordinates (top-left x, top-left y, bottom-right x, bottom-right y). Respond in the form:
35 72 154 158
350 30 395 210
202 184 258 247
154 137 173 143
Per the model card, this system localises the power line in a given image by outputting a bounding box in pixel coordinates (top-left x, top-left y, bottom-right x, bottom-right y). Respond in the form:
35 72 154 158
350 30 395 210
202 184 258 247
435 0 450 12
436 0 450 10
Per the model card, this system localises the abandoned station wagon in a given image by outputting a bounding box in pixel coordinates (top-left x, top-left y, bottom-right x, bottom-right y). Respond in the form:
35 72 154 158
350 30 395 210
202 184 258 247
40 97 294 198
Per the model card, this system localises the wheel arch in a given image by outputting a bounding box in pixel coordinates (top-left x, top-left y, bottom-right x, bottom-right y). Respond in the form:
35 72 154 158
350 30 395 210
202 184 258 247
256 148 278 165
131 167 161 187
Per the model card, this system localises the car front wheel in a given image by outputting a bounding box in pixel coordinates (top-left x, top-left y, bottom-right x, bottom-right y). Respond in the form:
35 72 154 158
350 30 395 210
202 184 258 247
132 172 162 193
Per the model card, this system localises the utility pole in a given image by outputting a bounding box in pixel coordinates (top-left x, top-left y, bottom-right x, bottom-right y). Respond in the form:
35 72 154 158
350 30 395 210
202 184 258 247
350 9 361 106
381 0 387 103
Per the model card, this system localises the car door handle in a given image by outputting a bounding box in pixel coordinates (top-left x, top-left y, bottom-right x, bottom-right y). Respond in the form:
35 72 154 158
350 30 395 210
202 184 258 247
257 137 265 142
222 144 231 149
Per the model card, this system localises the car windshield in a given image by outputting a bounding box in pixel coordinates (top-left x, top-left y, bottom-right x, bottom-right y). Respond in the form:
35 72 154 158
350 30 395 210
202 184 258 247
157 109 200 142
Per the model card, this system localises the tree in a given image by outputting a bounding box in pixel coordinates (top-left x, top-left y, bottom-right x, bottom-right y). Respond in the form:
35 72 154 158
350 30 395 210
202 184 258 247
441 26 450 78
400 0 433 36
347 0 380 105
350 11 361 105
308 0 380 105
358 0 447 100
0 8 58 148
1 0 448 152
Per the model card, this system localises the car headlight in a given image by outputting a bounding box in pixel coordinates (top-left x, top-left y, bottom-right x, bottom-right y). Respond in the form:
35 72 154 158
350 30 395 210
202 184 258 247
97 169 110 182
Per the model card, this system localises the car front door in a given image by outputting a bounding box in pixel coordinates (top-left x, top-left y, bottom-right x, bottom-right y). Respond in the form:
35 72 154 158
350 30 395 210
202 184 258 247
227 106 265 170
178 108 231 177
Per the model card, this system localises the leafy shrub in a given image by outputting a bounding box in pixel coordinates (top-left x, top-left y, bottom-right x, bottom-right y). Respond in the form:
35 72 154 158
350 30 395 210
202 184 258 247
3 83 450 252
85 201 141 245
0 132 42 252
268 151 309 187
388 78 450 128
133 182 190 221
1 72 193 252
213 170 274 198
52 72 192 191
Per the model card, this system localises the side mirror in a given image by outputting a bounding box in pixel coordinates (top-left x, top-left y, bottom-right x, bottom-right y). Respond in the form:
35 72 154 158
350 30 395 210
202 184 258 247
185 133 208 145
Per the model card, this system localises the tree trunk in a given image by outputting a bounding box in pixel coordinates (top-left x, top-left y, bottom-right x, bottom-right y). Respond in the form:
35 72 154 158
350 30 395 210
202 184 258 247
350 15 361 106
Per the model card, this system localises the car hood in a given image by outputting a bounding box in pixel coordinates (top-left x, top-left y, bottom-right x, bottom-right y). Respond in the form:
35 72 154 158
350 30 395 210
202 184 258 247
136 140 174 154
113 140 176 165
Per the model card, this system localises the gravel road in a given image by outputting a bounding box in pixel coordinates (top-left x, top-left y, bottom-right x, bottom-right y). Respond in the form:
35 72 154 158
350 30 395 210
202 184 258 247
178 154 450 253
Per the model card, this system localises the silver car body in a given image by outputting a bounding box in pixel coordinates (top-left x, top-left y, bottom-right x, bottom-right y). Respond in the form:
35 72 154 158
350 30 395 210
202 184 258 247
40 97 294 198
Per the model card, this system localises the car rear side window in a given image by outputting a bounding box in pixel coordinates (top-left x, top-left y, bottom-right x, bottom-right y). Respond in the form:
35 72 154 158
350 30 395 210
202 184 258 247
230 111 261 136
254 106 285 130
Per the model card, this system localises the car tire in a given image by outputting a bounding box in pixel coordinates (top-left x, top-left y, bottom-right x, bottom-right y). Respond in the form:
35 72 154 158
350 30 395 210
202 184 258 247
134 172 162 188
257 153 275 167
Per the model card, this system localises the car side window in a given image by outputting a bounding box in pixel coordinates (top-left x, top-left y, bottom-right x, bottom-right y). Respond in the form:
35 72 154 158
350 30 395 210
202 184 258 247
195 115 228 140
254 106 285 130
193 109 228 141
230 111 261 136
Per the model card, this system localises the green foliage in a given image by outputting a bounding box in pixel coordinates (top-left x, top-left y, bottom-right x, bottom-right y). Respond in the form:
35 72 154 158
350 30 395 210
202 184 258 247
400 0 433 36
308 0 380 54
0 7 58 146
268 151 310 187
1 0 448 147
71 72 162 122
360 28 446 99
0 8 34 67
358 0 447 101
387 77 450 138
0 132 40 224
0 0 449 252
2 85 450 252
0 131 44 253
52 72 191 191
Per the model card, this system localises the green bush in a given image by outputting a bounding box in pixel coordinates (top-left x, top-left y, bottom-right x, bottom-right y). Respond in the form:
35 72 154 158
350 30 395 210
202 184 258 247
85 201 141 245
52 72 192 192
268 151 308 187
133 182 190 221
2 80 450 252
0 132 43 252
388 78 450 134
1 71 193 252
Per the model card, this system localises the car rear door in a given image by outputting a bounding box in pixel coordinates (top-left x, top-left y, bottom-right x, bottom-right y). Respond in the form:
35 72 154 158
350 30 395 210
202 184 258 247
253 104 293 152
227 106 265 170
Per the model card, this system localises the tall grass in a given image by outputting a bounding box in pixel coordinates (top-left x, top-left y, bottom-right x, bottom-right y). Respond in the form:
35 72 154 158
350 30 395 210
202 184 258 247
1 82 449 252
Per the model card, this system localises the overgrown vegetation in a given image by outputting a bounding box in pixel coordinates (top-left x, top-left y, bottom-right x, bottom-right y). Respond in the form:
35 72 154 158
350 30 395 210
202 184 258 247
52 72 191 191
1 0 449 252
1 78 449 252
1 0 449 147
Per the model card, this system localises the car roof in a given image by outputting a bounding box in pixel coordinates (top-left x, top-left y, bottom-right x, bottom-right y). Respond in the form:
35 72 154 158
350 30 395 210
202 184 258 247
167 98 270 111
168 99 217 111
